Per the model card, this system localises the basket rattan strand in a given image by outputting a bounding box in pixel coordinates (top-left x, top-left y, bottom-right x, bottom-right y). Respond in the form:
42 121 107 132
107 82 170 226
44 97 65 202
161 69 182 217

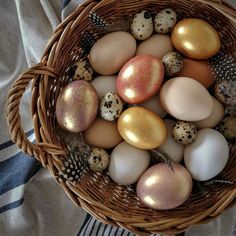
6 0 236 235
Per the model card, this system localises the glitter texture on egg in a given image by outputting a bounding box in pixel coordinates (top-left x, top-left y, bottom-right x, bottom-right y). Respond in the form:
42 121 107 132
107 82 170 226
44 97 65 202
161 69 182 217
56 80 99 133
117 55 164 104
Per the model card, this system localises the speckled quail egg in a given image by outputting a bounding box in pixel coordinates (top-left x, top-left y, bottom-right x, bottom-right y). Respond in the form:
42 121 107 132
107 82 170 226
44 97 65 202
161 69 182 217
219 116 236 140
162 52 183 76
214 79 234 105
172 121 197 145
88 147 110 172
100 92 123 121
154 8 177 34
70 59 93 82
131 10 153 40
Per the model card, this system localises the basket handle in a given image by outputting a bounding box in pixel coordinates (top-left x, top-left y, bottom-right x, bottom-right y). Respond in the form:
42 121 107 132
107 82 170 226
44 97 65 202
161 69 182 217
6 62 65 162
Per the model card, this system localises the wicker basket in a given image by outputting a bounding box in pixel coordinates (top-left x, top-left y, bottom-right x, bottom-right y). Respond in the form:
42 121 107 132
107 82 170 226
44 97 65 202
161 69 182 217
6 0 236 235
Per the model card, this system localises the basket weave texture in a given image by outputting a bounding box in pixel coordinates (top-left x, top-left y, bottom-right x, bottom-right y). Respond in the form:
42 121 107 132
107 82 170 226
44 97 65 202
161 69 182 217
6 0 236 235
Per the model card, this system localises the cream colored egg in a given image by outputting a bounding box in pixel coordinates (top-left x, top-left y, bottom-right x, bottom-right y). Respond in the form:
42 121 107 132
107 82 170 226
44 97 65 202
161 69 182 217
194 97 225 128
158 119 184 162
160 77 213 121
136 34 173 58
89 31 136 75
109 141 150 185
184 128 229 181
91 75 117 99
132 93 167 118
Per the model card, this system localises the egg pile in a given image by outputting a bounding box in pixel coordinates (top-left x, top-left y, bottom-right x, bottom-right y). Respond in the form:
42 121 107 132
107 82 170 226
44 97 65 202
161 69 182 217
55 9 235 210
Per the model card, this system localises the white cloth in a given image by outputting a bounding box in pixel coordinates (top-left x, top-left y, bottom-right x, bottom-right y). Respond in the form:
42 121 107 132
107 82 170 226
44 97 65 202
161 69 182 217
0 1 235 235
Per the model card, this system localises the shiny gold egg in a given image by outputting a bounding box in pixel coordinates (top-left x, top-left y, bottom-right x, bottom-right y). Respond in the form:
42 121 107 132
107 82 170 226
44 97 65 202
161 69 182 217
118 107 167 149
171 18 220 59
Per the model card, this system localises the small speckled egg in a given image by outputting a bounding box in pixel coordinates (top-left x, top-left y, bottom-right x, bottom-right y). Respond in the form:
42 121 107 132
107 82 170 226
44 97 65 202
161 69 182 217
162 52 183 77
100 92 123 121
154 8 177 34
88 147 110 172
214 80 233 105
131 11 153 40
172 121 197 145
70 59 93 82
219 116 236 140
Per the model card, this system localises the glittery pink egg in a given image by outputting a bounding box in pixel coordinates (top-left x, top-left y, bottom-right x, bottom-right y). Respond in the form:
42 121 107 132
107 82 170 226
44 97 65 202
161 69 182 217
116 55 164 104
137 163 192 210
56 80 98 133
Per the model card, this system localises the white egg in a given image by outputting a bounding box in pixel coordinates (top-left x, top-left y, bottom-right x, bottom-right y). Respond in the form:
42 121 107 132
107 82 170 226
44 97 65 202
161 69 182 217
136 34 174 58
154 8 177 34
109 141 150 185
184 128 229 181
158 119 184 162
137 93 167 118
131 10 153 40
100 92 123 121
91 75 117 99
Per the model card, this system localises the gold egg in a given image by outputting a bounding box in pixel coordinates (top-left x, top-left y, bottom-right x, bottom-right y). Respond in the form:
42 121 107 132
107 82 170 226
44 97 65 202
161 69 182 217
118 107 167 149
171 18 220 59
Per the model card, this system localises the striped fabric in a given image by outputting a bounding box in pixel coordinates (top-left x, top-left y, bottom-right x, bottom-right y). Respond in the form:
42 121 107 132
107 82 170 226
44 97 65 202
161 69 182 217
0 0 235 236
78 216 135 236
0 131 39 213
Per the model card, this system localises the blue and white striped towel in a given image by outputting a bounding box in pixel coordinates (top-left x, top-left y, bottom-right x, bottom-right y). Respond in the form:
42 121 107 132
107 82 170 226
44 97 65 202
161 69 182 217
0 1 235 235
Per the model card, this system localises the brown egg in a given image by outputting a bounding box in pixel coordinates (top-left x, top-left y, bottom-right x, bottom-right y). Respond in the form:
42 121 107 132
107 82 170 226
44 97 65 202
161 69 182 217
84 118 122 149
177 58 214 88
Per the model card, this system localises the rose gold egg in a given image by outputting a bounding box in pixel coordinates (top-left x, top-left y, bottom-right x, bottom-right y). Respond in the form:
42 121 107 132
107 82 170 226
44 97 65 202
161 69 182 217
56 80 98 133
137 163 192 210
116 55 164 104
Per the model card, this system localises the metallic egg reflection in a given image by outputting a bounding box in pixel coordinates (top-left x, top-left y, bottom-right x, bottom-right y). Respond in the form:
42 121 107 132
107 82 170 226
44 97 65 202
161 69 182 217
137 163 192 210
